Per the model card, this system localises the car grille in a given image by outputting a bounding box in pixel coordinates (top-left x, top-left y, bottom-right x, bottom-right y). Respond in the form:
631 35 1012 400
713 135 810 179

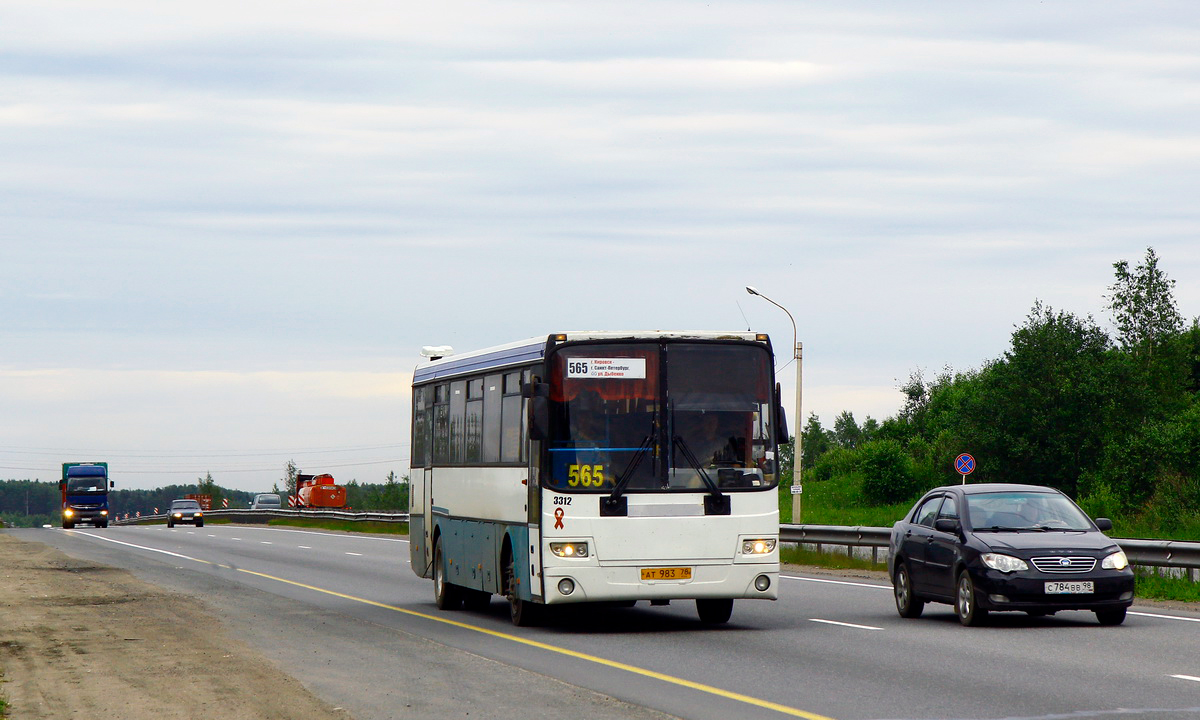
1031 556 1097 574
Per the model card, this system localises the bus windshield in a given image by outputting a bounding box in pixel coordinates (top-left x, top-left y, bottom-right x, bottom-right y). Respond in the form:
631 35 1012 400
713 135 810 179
545 341 777 493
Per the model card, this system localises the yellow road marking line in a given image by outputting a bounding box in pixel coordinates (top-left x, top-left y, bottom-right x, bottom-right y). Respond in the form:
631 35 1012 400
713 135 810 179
74 531 834 719
234 567 836 720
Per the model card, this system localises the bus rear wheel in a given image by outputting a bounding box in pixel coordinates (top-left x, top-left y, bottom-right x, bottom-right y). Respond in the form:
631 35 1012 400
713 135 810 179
696 598 733 624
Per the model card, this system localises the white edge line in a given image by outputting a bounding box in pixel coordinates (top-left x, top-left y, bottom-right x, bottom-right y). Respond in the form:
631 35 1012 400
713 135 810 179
1131 611 1200 623
810 618 882 631
60 531 201 562
784 575 890 590
1170 675 1200 683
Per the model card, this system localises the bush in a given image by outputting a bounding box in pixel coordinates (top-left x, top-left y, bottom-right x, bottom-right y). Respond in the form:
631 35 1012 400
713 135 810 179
860 440 920 505
809 446 859 483
1076 479 1126 524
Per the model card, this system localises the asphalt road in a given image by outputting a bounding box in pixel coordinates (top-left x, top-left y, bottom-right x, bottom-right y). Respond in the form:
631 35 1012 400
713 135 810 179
16 525 1200 720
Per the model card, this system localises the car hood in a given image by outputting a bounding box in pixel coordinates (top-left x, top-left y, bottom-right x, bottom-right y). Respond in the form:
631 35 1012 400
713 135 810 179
973 530 1119 554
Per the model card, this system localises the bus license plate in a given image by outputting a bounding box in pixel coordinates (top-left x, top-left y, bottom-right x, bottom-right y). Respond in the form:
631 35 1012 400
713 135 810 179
1045 581 1093 594
641 567 692 581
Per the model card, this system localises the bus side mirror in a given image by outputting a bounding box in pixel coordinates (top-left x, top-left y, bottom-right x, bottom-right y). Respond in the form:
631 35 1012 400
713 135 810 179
110 481 115 489
523 382 551 441
774 383 789 444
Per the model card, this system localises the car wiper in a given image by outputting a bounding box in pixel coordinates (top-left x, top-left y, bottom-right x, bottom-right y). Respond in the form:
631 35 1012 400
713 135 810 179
979 525 1031 532
671 435 725 499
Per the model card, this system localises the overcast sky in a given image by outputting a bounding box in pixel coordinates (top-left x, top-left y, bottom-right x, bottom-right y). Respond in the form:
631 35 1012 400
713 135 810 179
3 2 1199 492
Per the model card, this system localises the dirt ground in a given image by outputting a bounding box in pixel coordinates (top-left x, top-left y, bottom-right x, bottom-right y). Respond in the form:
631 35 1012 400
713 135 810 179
0 532 352 720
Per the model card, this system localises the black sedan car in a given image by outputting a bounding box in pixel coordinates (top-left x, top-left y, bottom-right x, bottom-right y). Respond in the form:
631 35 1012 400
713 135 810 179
888 483 1134 626
167 499 204 528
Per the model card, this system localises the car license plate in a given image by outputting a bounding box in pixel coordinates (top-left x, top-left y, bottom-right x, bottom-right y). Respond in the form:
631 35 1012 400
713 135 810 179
640 567 692 581
1045 581 1093 594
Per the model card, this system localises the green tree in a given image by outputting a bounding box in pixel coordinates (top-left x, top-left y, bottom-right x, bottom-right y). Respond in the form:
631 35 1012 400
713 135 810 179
282 459 299 498
799 413 831 470
832 411 861 449
956 302 1113 496
1106 247 1183 356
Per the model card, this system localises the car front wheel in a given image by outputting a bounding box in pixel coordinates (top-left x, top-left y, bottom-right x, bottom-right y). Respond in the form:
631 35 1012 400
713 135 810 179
1095 608 1127 626
956 571 987 627
893 563 924 618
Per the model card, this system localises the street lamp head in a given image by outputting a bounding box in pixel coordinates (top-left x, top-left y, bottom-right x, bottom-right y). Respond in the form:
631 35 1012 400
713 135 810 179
745 286 760 296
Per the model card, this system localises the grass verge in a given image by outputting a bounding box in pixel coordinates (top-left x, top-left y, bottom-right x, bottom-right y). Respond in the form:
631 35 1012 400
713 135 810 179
1133 567 1200 603
266 517 409 535
780 545 887 573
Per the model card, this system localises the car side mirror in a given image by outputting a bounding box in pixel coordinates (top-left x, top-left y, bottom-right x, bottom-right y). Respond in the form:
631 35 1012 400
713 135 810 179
934 517 960 534
1093 517 1113 532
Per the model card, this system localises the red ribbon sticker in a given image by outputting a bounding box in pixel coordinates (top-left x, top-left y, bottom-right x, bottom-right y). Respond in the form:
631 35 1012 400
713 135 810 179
554 507 565 529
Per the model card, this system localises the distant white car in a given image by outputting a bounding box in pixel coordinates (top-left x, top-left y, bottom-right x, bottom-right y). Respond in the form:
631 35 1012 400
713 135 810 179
250 493 282 510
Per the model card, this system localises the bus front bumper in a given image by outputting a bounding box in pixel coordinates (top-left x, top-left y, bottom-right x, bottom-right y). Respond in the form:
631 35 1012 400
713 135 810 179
541 561 779 604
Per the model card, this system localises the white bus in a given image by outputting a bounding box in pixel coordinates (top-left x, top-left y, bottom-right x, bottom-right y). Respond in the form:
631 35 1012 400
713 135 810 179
409 331 788 625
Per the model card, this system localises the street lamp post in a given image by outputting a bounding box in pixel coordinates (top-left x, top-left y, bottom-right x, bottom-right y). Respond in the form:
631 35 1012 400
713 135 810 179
745 286 803 523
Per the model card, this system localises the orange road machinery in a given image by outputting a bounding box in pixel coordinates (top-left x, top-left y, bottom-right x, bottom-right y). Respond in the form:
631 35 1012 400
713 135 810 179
296 473 348 509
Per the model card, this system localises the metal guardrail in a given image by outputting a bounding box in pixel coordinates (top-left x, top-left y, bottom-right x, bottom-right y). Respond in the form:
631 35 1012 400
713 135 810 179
780 524 1200 573
114 509 411 525
113 512 1197 574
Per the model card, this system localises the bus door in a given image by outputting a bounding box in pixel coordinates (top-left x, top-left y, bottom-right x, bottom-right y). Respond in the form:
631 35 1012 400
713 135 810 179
527 399 545 603
422 467 434 575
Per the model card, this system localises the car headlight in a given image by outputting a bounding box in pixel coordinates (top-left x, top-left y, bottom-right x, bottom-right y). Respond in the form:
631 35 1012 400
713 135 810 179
100 510 109 516
173 513 182 518
981 553 1028 573
550 542 588 558
1102 550 1129 570
742 539 777 555
63 509 75 518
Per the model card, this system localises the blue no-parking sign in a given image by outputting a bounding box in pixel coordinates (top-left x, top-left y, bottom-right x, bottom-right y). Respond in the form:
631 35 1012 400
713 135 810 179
955 453 975 483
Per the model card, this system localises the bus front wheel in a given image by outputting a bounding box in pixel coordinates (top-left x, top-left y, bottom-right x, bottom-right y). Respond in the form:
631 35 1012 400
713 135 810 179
696 598 733 624
504 552 541 627
433 540 462 610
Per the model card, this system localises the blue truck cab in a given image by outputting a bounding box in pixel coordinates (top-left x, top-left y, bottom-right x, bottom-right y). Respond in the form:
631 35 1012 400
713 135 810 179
61 462 113 529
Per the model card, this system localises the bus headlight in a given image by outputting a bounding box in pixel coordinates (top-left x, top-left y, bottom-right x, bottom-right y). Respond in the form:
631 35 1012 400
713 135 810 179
550 542 588 558
742 539 777 555
100 510 109 516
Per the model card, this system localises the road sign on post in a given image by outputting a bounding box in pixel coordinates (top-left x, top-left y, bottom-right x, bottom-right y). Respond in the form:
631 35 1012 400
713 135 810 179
955 453 975 484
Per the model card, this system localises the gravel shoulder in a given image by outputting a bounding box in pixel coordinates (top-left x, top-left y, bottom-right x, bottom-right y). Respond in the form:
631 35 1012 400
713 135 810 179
0 532 353 720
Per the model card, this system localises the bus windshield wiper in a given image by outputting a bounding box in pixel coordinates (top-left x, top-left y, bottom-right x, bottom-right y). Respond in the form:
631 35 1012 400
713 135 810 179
672 435 725 498
607 434 655 503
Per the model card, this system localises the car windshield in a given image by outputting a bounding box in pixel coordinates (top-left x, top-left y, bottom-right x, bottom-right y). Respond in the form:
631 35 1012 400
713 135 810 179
256 497 280 506
965 491 1093 531
171 501 201 511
